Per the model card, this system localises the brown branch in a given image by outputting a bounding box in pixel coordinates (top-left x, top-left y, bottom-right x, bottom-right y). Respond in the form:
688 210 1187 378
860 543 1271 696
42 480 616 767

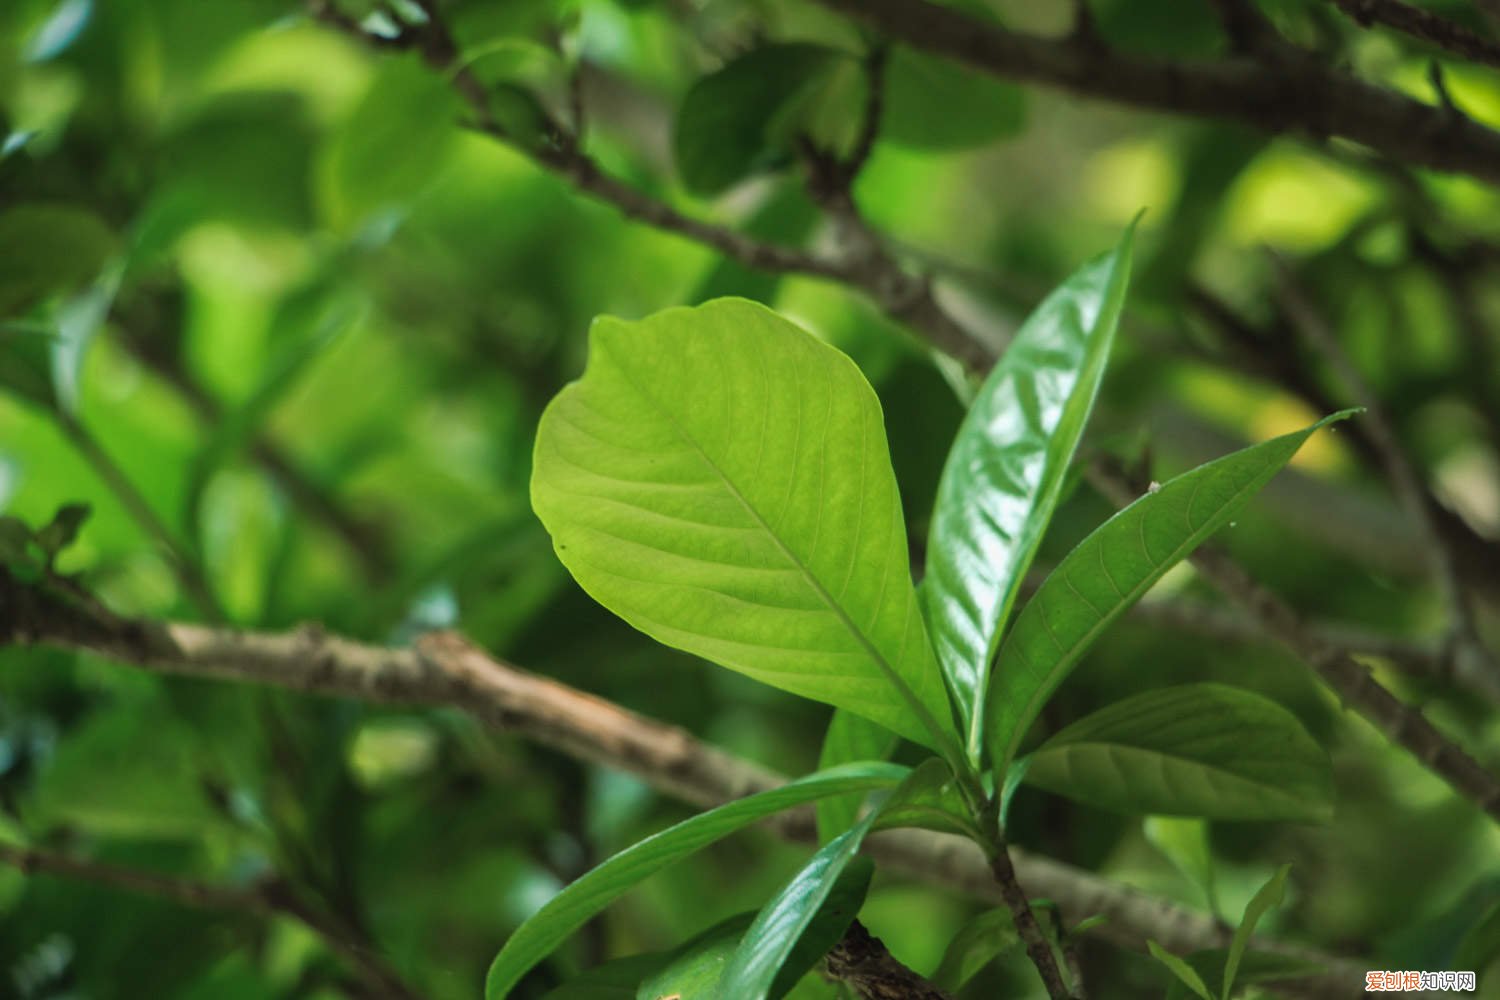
809 0 1500 187
1324 0 1500 71
0 569 1363 996
1269 256 1500 689
0 841 422 1000
826 920 953 999
984 831 1075 999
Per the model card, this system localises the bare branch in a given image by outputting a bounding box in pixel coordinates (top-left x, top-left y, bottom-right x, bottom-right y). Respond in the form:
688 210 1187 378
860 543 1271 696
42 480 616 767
826 921 953 999
1324 0 1500 71
808 0 1500 187
0 569 1362 994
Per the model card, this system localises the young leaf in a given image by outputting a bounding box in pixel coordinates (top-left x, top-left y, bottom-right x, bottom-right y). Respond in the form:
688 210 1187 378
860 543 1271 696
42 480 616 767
531 298 959 756
922 226 1135 762
484 762 907 999
674 44 842 196
1145 816 1220 916
872 758 980 839
719 818 880 1000
1223 865 1290 1000
815 709 898 843
931 907 1021 991
985 410 1356 773
1021 684 1332 821
881 47 1026 150
1149 940 1215 1000
639 863 871 1000
36 502 90 562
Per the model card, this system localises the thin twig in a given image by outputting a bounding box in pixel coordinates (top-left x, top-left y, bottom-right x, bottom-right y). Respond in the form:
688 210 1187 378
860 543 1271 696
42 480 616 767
0 842 422 1000
1270 254 1499 687
984 829 1074 999
1324 0 1500 71
808 0 1500 187
56 415 221 620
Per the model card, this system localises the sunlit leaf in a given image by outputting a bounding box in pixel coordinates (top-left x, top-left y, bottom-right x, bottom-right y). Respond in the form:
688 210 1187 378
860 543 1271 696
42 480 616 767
484 762 907 999
872 757 979 838
985 411 1357 772
922 225 1134 762
1022 684 1332 821
531 298 959 754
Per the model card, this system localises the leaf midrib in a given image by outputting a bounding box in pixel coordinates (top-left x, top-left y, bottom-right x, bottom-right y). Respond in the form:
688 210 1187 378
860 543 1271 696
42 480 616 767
602 345 953 755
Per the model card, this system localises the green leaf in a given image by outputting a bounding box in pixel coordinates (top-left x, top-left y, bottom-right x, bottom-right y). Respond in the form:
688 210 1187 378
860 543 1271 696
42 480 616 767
1454 899 1500 988
0 204 115 317
985 410 1356 772
1223 865 1290 1000
1149 940 1215 1000
1163 950 1326 1000
1145 816 1220 916
1021 684 1332 821
931 907 1021 991
719 817 879 1000
923 226 1135 762
531 298 959 756
484 762 907 999
881 47 1026 150
541 954 667 999
815 709 897 843
674 44 842 196
872 758 979 839
36 502 91 562
640 862 871 1000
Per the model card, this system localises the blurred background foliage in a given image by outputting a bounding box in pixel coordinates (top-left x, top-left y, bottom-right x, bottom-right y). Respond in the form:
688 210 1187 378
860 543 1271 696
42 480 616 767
1 0 1499 996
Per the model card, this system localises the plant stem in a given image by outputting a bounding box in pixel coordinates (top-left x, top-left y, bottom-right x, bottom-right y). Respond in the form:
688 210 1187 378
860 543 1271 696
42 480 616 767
979 805 1075 1000
58 414 222 620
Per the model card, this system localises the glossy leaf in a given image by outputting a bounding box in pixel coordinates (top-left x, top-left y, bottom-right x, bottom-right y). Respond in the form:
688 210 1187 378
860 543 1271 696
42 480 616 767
484 762 907 999
531 298 958 754
674 44 841 196
640 861 871 999
719 817 879 1000
923 226 1135 761
815 709 897 843
1150 940 1215 1000
931 907 1021 990
985 410 1356 772
1223 865 1290 1000
872 758 979 839
1022 684 1332 821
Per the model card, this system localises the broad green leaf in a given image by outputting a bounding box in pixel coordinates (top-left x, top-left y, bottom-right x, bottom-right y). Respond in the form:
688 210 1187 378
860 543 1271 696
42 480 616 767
931 907 1020 991
674 44 842 196
0 204 115 316
923 226 1134 762
719 818 879 1000
871 758 979 839
639 862 871 1000
484 762 907 999
1145 816 1220 916
1022 684 1332 821
815 709 897 843
881 47 1026 150
531 298 959 755
1149 940 1215 1000
985 410 1356 772
1223 865 1290 1000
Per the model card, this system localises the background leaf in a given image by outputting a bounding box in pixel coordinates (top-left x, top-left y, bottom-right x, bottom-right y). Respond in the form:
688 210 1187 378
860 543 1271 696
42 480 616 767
921 226 1134 761
985 411 1356 772
1223 865 1290 1000
880 47 1026 150
1149 940 1215 1000
531 298 958 753
1021 684 1332 821
673 44 842 197
930 907 1021 991
814 708 897 843
484 762 906 999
